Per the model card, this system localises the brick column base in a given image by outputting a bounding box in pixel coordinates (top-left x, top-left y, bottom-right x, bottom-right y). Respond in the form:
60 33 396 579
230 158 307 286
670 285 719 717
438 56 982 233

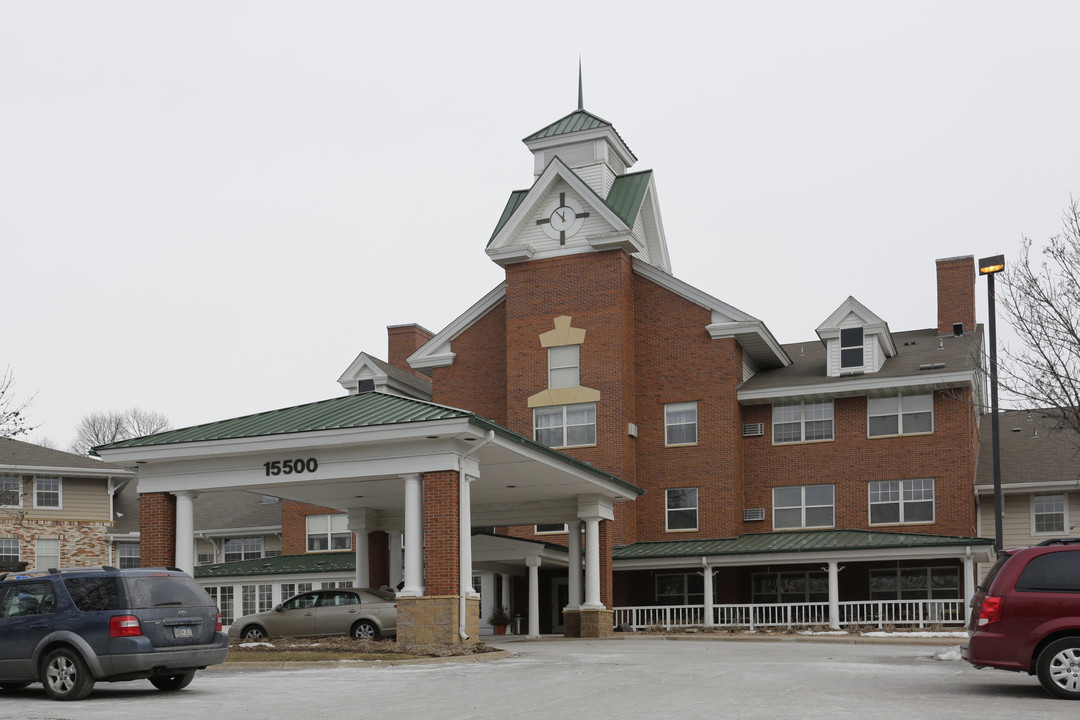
396 596 479 645
562 609 581 638
579 608 615 638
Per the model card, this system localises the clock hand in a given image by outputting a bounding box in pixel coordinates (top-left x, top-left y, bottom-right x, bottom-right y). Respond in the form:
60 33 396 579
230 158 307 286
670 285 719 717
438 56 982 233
557 210 566 222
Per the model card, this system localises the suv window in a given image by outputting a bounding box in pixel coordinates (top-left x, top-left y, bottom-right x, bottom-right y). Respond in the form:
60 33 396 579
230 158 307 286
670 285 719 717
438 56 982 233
0 582 56 617
64 576 125 611
1015 553 1080 593
124 574 214 608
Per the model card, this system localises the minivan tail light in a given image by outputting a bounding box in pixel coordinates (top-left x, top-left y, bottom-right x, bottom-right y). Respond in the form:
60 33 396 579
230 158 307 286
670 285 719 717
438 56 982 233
216 613 223 632
977 596 1003 626
110 615 143 637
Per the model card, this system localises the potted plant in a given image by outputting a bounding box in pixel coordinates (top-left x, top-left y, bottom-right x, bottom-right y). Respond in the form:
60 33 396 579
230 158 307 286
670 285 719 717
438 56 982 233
487 606 512 635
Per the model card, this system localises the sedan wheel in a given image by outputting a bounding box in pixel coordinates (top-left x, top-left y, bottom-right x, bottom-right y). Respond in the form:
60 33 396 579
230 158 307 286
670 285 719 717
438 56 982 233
1037 638 1080 700
352 620 380 640
242 625 268 641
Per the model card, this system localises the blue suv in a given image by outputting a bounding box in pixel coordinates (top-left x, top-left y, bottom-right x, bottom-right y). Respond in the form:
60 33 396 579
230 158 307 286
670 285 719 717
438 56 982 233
0 566 228 700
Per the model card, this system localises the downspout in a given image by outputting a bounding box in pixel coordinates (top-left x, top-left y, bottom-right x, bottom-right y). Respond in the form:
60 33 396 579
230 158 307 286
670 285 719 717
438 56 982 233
459 430 495 640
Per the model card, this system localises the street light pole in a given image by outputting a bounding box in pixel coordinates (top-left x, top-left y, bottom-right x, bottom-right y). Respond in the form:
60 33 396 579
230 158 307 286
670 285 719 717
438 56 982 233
979 255 1005 553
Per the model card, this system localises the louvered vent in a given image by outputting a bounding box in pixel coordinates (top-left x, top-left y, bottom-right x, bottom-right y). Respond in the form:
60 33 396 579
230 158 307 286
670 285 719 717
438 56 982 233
744 508 765 522
742 423 764 437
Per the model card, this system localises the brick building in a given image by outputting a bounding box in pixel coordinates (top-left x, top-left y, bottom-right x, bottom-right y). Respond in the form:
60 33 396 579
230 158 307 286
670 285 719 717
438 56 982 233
96 98 995 639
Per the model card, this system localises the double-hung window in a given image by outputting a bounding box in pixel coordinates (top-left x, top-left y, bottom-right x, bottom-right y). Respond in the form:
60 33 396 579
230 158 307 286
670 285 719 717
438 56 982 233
34 477 61 509
307 514 352 551
665 488 698 531
665 402 698 446
534 403 596 448
773 484 834 529
117 543 140 569
548 345 579 388
869 479 935 524
655 573 704 605
840 327 864 369
224 537 263 562
773 402 834 443
868 394 933 436
1032 494 1067 534
0 538 18 565
36 538 60 569
0 476 20 507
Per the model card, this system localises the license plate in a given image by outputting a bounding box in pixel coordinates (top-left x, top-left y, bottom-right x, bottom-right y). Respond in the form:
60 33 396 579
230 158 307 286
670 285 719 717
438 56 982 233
173 626 193 638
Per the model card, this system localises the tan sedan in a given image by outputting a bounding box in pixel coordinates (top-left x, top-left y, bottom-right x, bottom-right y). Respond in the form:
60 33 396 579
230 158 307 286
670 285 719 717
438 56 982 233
228 588 397 641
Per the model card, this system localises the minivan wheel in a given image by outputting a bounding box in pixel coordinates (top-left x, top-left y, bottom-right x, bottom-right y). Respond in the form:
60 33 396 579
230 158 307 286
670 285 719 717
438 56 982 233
351 619 380 640
1037 638 1080 700
42 647 95 701
149 671 196 692
241 624 268 640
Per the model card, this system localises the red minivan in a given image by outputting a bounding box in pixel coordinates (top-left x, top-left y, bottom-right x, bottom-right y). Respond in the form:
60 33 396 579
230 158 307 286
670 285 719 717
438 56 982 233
962 539 1080 700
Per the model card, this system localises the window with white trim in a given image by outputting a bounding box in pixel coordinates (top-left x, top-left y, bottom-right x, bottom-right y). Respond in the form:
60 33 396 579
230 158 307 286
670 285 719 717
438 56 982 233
656 573 704 605
0 476 20 507
34 477 61 508
840 327 864 369
534 403 596 448
870 567 959 599
1032 494 1067 534
307 514 352 551
869 479 935 525
666 488 698 531
224 536 263 562
548 345 580 389
535 523 568 534
117 542 140 569
665 402 698 446
773 485 834 529
36 538 60 569
280 583 313 601
868 393 933 436
772 402 834 444
0 538 18 565
207 586 235 625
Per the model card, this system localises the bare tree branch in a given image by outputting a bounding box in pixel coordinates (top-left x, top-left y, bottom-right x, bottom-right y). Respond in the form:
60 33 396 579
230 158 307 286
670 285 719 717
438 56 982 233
68 408 173 456
0 367 36 439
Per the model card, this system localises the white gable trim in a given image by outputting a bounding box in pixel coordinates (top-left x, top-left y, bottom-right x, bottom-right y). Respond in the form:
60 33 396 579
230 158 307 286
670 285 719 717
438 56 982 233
407 283 506 371
816 296 897 357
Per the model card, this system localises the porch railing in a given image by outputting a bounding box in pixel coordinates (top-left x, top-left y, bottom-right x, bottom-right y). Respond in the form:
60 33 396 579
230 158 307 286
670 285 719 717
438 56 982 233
614 599 966 631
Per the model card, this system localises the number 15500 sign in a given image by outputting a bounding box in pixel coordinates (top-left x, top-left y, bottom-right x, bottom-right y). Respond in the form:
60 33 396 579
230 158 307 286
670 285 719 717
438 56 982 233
263 458 318 476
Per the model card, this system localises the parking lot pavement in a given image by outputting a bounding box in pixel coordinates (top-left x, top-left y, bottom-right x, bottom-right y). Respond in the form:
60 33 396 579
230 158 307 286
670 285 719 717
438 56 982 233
1 638 1077 719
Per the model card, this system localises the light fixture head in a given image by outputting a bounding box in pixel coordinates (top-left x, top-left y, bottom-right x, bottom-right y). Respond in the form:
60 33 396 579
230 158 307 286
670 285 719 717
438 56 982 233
979 254 1005 275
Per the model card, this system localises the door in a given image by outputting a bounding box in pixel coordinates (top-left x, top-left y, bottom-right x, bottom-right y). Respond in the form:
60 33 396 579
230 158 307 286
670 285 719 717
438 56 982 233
551 578 568 634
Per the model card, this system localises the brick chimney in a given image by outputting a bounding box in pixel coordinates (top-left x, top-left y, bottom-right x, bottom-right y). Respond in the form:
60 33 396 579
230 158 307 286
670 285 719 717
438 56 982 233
936 256 976 335
387 324 434 378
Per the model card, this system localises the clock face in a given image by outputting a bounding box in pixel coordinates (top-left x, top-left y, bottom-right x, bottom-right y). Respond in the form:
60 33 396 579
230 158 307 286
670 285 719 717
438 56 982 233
537 192 589 244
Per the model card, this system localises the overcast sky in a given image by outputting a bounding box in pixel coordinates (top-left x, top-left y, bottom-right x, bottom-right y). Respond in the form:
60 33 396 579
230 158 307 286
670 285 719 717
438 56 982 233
3 1 1078 450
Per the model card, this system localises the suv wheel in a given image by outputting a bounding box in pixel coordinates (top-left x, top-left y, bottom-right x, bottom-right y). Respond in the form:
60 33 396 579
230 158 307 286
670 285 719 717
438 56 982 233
149 670 196 692
42 647 95 701
1037 637 1080 700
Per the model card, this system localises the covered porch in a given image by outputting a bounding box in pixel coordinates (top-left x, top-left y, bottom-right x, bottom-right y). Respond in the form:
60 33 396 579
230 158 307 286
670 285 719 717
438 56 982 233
612 530 995 631
94 391 642 643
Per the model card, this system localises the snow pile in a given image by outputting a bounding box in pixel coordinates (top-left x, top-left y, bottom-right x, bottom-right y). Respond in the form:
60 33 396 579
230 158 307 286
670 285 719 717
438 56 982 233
933 646 963 661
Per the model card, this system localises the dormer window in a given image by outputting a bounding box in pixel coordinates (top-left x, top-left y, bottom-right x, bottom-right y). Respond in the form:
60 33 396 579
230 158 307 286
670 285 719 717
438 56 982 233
840 327 864 369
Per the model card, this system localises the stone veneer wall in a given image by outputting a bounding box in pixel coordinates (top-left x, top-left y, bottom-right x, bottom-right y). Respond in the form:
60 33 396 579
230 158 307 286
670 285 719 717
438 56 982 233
0 520 110 568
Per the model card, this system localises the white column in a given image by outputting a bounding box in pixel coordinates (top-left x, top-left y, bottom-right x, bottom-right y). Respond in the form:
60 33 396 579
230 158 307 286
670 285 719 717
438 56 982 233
566 520 582 610
582 517 603 609
172 491 196 576
460 474 477 597
702 559 714 627
963 551 975 626
526 556 541 638
401 473 424 597
500 573 512 616
828 561 840 630
353 529 369 589
388 530 403 590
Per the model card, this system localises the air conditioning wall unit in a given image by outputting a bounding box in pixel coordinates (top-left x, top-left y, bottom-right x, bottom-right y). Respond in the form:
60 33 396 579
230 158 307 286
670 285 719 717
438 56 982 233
743 508 766 522
742 423 764 437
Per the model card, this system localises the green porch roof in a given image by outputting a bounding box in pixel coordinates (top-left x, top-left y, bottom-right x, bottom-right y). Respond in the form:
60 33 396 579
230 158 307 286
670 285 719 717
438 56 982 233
93 392 471 450
613 530 994 560
195 551 356 579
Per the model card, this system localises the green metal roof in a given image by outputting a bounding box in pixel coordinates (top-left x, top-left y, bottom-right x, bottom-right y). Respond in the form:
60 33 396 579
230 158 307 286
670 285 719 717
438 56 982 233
604 170 652 227
93 392 470 450
195 551 355 579
488 189 529 243
613 530 994 560
524 110 612 141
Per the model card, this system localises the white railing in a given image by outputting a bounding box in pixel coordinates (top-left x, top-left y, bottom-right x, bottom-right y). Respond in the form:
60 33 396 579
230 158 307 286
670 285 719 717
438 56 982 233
614 599 966 631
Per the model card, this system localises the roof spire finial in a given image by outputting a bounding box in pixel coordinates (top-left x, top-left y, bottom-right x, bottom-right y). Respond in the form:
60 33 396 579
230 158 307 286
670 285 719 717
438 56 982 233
577 56 583 111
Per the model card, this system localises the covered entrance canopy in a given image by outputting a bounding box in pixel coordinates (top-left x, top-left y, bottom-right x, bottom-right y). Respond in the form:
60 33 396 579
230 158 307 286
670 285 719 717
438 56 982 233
95 391 642 641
